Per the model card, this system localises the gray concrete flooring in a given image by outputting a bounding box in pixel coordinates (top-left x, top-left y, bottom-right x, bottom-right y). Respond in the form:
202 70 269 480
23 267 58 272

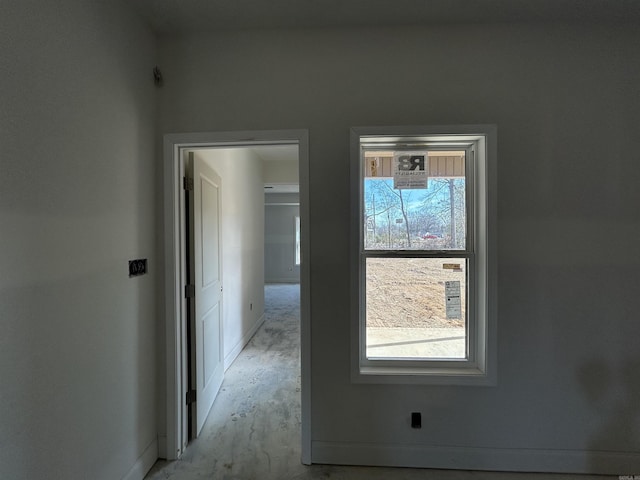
145 284 611 480
367 327 466 358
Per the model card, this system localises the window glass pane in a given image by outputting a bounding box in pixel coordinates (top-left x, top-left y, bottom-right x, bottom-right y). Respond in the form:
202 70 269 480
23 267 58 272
295 216 301 265
363 151 466 250
365 257 467 360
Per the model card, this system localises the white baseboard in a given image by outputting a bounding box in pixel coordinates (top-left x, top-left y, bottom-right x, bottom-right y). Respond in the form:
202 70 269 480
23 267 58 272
157 435 167 459
224 313 265 370
122 437 158 480
311 441 640 475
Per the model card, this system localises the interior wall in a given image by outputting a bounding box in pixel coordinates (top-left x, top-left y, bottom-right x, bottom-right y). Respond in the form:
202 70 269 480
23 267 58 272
0 1 158 479
263 158 299 185
158 23 640 474
265 193 301 283
196 148 266 368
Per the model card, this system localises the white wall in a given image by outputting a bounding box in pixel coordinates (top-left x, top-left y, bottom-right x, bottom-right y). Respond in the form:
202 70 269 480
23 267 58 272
263 158 299 185
0 1 158 479
265 194 300 283
264 158 301 283
196 149 266 368
158 24 640 474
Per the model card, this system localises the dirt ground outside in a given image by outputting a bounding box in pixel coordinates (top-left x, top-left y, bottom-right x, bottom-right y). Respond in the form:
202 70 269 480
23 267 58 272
366 257 467 329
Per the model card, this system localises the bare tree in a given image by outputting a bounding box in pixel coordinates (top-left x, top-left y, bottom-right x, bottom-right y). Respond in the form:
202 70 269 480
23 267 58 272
365 180 398 248
420 178 466 248
366 178 461 250
381 181 413 248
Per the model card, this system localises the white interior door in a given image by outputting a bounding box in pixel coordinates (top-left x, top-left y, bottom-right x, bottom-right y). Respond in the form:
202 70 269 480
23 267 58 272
190 154 224 436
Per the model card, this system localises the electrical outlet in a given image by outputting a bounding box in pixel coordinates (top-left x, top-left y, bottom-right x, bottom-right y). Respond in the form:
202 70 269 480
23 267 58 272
411 412 421 429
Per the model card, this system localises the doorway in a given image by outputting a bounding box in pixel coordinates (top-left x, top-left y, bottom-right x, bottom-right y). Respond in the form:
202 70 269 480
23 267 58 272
163 130 311 463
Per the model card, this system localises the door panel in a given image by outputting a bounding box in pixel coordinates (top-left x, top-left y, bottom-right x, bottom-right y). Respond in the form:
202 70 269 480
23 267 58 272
201 179 220 288
202 304 221 389
190 154 224 436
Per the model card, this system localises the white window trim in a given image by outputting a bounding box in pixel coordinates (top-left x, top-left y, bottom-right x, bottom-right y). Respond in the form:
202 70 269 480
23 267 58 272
350 125 497 386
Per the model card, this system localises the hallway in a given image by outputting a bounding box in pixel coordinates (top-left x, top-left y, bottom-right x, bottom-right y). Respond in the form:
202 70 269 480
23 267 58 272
146 284 303 479
146 285 611 480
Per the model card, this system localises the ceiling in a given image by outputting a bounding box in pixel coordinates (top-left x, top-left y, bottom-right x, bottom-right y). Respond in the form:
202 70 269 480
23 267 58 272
250 145 299 194
250 145 297 163
129 0 640 33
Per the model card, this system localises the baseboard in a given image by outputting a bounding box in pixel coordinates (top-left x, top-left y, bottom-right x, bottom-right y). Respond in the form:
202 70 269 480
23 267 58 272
311 441 640 475
224 313 265 370
122 437 158 480
157 435 167 459
265 278 299 284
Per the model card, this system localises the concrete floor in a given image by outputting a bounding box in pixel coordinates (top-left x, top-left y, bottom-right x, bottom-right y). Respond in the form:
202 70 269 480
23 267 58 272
145 284 613 480
367 327 466 358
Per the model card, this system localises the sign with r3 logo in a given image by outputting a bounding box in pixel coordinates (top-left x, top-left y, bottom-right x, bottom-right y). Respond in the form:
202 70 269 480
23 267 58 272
393 152 428 189
397 155 425 171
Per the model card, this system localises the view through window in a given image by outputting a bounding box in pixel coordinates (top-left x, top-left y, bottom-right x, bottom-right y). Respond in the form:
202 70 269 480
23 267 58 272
295 216 301 266
363 150 468 360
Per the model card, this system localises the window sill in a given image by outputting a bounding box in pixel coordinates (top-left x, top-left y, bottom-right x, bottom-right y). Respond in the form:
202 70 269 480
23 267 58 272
355 364 496 386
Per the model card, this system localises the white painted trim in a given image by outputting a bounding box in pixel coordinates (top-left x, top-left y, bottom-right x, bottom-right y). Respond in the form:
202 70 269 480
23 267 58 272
298 131 312 465
311 441 640 474
163 129 311 465
264 278 300 284
163 137 182 460
121 438 158 480
349 125 497 386
224 313 265 371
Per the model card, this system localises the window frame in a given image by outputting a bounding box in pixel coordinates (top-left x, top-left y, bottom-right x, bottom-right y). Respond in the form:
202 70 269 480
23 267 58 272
350 125 497 385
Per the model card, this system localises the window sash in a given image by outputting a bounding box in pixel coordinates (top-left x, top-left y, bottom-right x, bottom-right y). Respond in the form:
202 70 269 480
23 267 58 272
359 253 477 367
358 143 476 366
360 146 475 255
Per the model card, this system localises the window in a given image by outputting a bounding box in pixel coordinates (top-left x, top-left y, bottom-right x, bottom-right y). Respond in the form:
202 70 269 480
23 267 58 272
295 215 301 266
350 126 496 385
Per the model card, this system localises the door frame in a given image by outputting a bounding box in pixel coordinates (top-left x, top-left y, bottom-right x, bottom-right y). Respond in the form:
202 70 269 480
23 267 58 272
163 130 311 462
